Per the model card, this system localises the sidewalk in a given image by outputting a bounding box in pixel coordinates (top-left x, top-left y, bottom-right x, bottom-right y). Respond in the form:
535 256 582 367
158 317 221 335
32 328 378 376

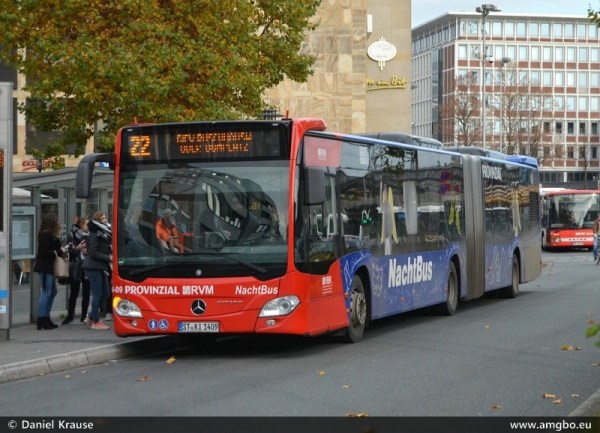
0 315 181 385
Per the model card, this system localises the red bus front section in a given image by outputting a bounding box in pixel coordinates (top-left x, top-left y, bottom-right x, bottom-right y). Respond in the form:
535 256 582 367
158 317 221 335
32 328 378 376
545 228 593 249
110 262 349 338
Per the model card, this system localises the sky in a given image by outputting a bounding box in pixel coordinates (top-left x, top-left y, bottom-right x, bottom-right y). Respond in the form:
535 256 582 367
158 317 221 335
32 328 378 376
412 0 596 27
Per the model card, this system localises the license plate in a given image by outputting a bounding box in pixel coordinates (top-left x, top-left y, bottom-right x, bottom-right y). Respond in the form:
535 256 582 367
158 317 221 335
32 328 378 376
573 242 584 246
178 322 220 333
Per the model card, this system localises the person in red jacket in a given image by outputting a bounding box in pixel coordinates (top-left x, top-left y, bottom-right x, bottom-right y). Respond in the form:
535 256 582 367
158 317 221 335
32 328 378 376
32 213 67 330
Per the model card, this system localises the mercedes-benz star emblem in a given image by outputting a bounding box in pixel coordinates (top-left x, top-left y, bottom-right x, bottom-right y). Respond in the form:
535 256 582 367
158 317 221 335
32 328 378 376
191 299 206 315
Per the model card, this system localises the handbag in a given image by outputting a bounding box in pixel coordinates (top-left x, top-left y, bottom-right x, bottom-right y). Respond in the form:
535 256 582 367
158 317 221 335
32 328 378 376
53 251 70 279
69 257 83 282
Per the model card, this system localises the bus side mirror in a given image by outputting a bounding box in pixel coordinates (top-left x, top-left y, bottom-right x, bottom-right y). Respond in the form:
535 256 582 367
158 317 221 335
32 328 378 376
76 153 114 198
304 167 326 205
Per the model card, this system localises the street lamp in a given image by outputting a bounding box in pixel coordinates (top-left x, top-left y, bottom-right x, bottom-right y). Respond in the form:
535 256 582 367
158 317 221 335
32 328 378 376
476 4 501 150
498 57 511 153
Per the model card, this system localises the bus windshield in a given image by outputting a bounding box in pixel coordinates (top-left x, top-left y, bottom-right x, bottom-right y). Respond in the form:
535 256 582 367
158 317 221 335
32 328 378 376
546 193 599 229
117 162 289 281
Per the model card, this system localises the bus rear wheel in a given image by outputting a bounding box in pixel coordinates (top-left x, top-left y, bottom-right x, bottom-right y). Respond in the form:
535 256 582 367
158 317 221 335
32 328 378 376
436 261 458 316
341 275 367 343
501 256 520 299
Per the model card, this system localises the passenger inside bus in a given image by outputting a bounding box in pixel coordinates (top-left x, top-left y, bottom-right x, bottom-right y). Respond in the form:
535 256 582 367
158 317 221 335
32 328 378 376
155 209 180 253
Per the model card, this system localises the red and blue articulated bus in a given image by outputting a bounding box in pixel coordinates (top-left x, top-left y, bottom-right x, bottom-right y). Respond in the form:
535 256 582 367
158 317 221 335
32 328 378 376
540 189 600 250
76 118 541 343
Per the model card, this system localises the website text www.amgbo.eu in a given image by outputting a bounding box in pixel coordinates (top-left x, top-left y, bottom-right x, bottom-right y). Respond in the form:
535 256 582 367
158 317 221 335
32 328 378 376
510 420 593 431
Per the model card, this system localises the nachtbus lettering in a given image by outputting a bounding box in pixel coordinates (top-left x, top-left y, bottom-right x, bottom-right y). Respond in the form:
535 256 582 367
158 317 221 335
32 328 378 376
388 256 433 287
124 285 181 295
482 165 503 180
235 285 279 295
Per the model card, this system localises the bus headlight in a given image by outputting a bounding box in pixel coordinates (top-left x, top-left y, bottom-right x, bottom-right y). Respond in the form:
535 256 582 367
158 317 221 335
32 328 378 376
258 296 300 317
113 297 143 318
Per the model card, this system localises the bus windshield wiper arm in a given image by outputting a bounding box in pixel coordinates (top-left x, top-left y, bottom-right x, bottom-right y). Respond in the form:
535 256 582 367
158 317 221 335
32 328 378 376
129 264 173 276
180 251 267 274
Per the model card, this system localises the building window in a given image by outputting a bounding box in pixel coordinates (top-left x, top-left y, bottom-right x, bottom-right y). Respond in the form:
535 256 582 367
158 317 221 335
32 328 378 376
590 24 598 39
565 23 574 38
543 71 552 86
592 48 599 62
541 23 551 37
495 45 504 61
555 96 564 110
458 45 467 59
531 70 540 84
567 47 576 62
594 147 598 159
492 21 502 36
567 72 576 86
505 22 515 36
580 72 588 87
568 147 574 158
556 122 563 134
580 47 588 62
568 122 574 134
553 23 562 37
567 96 576 110
580 96 588 111
580 147 586 159
519 46 528 61
517 22 526 36
578 23 587 38
530 22 539 37
592 72 599 87
591 97 599 112
544 122 550 132
580 122 587 134
471 45 480 60
469 21 478 36
593 122 599 135
532 46 540 61
543 46 552 61
555 47 564 61
555 71 564 86
507 45 516 60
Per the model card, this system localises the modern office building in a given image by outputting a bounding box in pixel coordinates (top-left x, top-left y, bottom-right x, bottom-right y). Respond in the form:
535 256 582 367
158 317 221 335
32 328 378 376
412 12 600 189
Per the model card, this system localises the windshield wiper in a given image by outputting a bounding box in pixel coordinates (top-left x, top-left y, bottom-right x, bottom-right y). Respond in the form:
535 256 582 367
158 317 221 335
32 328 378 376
128 263 174 276
179 251 267 274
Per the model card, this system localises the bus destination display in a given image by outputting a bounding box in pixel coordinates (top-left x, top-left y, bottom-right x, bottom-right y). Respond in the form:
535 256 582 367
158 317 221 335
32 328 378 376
122 123 287 163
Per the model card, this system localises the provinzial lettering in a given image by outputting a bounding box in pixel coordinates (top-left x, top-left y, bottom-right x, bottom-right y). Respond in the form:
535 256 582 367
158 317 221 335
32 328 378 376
124 285 181 295
481 165 503 181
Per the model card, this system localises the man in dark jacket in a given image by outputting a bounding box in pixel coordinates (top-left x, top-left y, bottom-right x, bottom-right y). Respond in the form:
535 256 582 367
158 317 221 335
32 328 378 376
82 212 112 330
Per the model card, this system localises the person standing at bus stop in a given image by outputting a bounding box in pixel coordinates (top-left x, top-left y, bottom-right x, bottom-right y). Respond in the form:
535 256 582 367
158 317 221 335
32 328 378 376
33 213 67 330
593 215 600 264
82 212 112 330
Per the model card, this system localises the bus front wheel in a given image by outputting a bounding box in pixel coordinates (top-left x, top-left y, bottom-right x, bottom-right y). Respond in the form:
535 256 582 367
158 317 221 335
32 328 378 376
436 261 458 316
341 275 367 343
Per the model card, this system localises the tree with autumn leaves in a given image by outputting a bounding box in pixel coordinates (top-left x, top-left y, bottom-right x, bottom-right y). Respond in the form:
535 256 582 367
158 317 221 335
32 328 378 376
0 0 320 164
438 65 556 163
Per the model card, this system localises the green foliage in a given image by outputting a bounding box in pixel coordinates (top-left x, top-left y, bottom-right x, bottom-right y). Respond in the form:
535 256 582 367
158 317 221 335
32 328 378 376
0 0 320 159
587 324 600 349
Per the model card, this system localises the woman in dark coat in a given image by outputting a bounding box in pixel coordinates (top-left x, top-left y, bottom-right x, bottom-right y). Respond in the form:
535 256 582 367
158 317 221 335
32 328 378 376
32 213 67 330
82 211 112 330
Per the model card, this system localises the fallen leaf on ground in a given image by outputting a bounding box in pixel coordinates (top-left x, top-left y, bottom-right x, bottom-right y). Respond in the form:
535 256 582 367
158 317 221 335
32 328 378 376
591 363 600 366
485 325 490 328
561 345 574 351
553 399 562 404
137 376 151 381
37 373 44 376
572 394 580 398
588 320 595 324
543 393 556 399
575 347 582 350
166 356 176 364
347 412 368 417
318 371 325 376
64 375 70 378
81 370 87 374
342 385 350 389
491 405 502 409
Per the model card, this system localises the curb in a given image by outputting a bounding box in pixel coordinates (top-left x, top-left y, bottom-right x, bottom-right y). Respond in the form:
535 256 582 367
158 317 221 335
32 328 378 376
570 386 600 417
0 335 182 385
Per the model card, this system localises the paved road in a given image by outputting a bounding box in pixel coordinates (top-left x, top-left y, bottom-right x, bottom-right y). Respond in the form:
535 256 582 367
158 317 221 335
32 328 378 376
1 250 599 418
